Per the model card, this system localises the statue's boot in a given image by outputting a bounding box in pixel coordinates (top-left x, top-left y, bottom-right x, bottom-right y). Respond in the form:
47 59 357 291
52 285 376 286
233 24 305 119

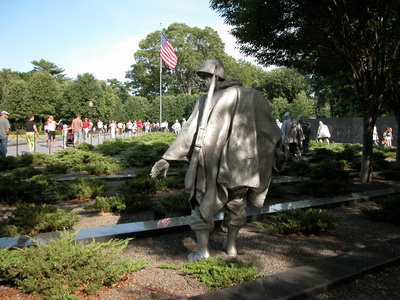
188 230 211 261
223 226 240 257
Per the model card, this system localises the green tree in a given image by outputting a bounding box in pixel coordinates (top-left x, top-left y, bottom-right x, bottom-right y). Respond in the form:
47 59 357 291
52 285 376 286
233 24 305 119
312 74 360 118
61 73 105 121
112 97 127 122
26 71 61 120
123 96 151 121
107 79 130 104
31 59 67 81
211 0 400 183
259 68 311 103
227 59 266 88
1 79 29 124
268 97 289 120
98 80 117 121
0 69 26 106
289 92 316 119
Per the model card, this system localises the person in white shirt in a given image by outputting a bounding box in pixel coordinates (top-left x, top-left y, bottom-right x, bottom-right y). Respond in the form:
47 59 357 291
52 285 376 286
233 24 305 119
126 120 133 137
97 119 103 137
171 120 182 134
109 120 117 139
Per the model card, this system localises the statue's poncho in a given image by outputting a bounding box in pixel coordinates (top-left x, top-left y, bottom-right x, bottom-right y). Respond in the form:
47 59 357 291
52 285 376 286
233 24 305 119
162 80 282 221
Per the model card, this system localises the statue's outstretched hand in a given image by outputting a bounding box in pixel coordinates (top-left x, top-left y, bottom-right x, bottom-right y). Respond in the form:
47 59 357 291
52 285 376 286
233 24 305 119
150 159 170 178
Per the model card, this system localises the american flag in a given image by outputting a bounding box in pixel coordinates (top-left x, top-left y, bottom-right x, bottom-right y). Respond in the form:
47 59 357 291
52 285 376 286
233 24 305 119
160 32 178 70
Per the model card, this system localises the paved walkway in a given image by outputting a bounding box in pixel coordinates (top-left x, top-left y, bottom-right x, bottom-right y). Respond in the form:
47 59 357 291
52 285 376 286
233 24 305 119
5 132 133 157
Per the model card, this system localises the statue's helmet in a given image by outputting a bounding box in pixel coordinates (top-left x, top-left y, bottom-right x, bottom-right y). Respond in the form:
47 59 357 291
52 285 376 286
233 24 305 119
283 112 291 119
196 59 225 80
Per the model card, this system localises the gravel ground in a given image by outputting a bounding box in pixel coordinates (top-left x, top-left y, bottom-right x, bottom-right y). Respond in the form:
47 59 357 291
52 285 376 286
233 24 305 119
89 201 400 299
1 177 400 299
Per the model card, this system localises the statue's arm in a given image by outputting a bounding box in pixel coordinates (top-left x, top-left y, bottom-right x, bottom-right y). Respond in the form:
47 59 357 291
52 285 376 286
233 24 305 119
150 159 170 178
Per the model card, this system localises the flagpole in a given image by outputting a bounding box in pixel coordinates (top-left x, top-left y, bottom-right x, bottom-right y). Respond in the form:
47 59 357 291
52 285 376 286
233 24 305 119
159 25 163 126
160 55 162 126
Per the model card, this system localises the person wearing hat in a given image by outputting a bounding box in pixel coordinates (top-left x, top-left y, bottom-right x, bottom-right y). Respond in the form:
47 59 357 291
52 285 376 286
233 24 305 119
0 111 11 157
150 59 283 261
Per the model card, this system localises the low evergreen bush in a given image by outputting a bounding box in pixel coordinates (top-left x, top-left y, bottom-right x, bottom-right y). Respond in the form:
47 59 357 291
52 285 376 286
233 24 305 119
296 179 350 197
124 142 170 167
310 147 337 163
163 257 266 290
156 192 191 214
255 208 339 235
83 160 121 175
120 177 165 195
382 164 400 181
124 193 154 212
0 154 35 171
362 195 400 224
372 149 392 170
85 195 126 213
51 148 121 175
61 177 108 200
0 156 18 171
0 232 148 297
94 138 130 156
76 142 94 151
310 160 350 181
0 204 78 236
0 173 59 205
266 182 286 198
289 159 312 176
9 165 42 178
31 152 52 165
43 163 69 175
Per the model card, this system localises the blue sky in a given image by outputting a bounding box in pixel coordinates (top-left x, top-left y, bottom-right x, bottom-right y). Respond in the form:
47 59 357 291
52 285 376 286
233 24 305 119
0 0 252 82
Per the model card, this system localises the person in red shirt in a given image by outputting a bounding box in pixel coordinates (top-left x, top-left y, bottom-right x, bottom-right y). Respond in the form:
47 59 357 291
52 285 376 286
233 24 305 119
83 118 91 140
136 119 143 135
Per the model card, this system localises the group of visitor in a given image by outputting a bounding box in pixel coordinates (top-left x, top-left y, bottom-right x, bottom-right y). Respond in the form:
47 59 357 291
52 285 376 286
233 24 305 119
382 127 393 146
11 114 188 154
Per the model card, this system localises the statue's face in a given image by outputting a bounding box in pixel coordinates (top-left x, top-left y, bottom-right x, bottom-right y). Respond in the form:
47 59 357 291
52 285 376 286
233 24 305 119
198 72 216 92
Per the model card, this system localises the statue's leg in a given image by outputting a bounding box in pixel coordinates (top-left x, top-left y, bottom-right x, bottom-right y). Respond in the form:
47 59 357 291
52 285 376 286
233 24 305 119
188 205 213 261
223 226 240 257
188 230 211 261
223 189 248 257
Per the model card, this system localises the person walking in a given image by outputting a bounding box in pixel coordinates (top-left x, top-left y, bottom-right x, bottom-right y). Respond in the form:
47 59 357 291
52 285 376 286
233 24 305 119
46 115 62 148
25 114 40 153
0 111 11 157
317 121 331 145
83 118 91 140
97 119 103 138
382 127 393 146
171 120 182 134
71 114 83 147
109 120 116 139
